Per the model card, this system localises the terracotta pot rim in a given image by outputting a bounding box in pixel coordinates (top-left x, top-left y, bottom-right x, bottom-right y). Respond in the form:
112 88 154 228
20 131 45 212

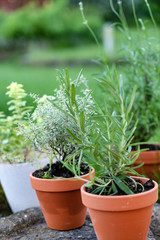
30 167 93 182
81 176 157 198
139 150 160 154
81 176 158 211
134 150 160 165
30 168 95 192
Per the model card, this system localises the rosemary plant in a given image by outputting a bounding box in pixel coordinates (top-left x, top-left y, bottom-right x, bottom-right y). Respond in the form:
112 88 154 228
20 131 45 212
52 68 143 195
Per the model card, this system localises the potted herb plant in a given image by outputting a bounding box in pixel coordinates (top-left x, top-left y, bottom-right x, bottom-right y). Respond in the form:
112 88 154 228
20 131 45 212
20 70 94 230
113 0 160 180
62 68 158 240
0 82 47 213
124 34 160 180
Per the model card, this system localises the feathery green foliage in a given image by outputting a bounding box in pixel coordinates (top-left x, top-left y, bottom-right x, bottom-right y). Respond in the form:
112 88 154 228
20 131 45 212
19 70 94 175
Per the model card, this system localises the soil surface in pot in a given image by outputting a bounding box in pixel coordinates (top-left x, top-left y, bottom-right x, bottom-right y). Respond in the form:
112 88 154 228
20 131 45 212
132 144 160 151
86 178 154 196
33 161 89 179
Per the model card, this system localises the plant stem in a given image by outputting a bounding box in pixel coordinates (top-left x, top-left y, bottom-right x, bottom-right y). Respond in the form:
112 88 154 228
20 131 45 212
131 0 139 29
144 0 157 29
79 2 100 49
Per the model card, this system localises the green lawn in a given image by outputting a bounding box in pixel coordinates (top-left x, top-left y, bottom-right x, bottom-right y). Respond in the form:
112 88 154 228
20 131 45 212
0 60 102 115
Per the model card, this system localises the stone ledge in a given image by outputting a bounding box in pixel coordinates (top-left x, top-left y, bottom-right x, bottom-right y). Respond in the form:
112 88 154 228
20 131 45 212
0 205 159 240
150 203 160 240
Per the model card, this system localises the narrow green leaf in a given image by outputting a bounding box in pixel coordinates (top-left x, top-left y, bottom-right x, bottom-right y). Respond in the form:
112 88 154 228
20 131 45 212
92 186 104 195
58 158 74 174
77 150 83 176
79 111 85 132
126 86 136 116
66 128 81 143
71 84 75 105
57 69 65 85
48 99 75 120
97 77 121 102
84 182 93 188
113 176 133 195
65 102 75 116
111 181 118 195
65 68 70 90
75 69 83 87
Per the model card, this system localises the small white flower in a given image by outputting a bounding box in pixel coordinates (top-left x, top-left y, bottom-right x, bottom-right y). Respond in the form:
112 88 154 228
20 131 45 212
79 2 83 11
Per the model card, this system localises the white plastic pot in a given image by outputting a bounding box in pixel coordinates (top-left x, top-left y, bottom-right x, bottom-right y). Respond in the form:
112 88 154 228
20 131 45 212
0 159 48 213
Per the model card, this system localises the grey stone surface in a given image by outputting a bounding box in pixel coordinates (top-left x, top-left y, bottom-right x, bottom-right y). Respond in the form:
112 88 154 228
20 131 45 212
0 205 159 240
150 203 160 240
0 208 96 240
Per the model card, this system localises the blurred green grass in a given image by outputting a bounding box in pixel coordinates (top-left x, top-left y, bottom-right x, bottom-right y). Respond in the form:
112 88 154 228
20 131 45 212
0 60 102 115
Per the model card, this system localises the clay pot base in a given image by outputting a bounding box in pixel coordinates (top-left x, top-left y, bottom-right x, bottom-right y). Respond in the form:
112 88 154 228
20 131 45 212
36 189 86 230
81 177 158 240
30 169 95 230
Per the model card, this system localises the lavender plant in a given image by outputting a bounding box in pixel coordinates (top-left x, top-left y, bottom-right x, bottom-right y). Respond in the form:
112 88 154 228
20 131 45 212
0 82 32 163
79 0 160 144
110 0 160 143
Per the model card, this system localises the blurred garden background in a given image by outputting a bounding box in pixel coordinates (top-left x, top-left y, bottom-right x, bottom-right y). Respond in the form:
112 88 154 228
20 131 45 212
0 0 160 216
0 0 160 115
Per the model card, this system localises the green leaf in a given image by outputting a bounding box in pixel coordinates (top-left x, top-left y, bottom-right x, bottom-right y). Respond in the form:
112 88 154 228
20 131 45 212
57 69 65 85
65 102 75 116
111 181 118 194
77 150 83 176
126 176 137 191
65 68 70 88
48 99 75 120
83 89 93 108
66 128 81 143
126 86 136 116
113 176 133 195
84 182 93 188
92 186 104 195
75 69 83 87
59 158 74 174
71 84 75 105
79 111 85 132
97 77 121 102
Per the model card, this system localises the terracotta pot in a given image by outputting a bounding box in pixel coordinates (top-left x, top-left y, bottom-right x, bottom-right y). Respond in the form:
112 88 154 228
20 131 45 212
30 169 95 230
81 176 158 240
133 150 160 181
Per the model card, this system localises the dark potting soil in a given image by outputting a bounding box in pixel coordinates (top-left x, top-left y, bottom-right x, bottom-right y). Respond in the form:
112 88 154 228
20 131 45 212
33 161 89 179
86 178 154 196
132 144 160 151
